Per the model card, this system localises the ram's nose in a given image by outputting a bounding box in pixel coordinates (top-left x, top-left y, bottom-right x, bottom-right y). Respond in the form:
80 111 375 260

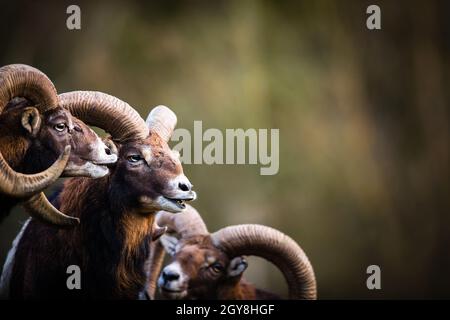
172 175 196 201
162 269 180 283
176 175 193 192
178 181 192 192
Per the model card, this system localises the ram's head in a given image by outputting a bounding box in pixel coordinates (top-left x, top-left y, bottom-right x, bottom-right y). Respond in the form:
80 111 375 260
148 205 317 300
0 65 122 226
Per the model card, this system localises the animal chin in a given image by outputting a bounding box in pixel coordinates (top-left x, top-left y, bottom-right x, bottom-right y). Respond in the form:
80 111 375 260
62 162 110 179
160 287 187 299
82 154 118 166
88 164 110 178
76 157 115 176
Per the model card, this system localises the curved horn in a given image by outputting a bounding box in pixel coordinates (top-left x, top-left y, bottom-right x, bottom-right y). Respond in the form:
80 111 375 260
22 191 79 227
0 64 77 226
146 240 166 300
0 64 69 197
26 90 147 226
146 105 177 142
211 224 317 300
0 145 70 198
156 205 208 238
59 91 148 142
146 221 168 300
0 64 58 113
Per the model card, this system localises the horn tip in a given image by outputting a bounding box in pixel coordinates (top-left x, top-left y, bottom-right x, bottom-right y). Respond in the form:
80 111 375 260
61 216 80 228
152 226 168 241
146 105 177 123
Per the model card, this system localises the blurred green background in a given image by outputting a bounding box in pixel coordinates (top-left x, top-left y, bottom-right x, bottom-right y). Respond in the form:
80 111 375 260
0 0 449 298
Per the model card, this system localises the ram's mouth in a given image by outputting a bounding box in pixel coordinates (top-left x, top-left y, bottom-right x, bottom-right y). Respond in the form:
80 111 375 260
79 157 116 168
161 287 184 293
163 197 194 209
90 159 117 166
91 161 104 165
62 162 110 179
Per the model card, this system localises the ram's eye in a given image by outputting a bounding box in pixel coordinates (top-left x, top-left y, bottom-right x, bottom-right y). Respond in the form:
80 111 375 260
54 123 66 132
127 155 142 163
211 263 223 273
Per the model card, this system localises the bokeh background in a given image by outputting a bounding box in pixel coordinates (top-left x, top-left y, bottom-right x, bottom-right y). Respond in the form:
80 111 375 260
0 0 448 299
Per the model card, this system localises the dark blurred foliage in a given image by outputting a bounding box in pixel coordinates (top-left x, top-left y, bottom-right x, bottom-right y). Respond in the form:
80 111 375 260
0 0 448 298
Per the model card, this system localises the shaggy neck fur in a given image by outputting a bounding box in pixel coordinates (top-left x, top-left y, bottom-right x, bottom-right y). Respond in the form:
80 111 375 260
22 177 157 299
0 132 28 222
0 108 50 222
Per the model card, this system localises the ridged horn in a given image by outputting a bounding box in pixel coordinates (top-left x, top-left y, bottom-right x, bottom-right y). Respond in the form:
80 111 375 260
24 90 148 226
156 205 209 238
211 224 317 300
59 91 148 142
0 64 77 226
0 64 69 198
146 240 166 300
0 143 70 198
25 90 148 226
0 64 58 113
22 191 79 227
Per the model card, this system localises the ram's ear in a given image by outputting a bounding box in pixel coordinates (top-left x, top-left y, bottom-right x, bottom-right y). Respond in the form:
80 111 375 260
227 256 248 278
160 234 179 256
21 107 42 137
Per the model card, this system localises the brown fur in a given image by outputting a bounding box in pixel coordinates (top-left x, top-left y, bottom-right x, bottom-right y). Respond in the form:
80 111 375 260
116 210 155 295
160 235 281 300
0 98 111 221
0 108 31 168
9 133 191 299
